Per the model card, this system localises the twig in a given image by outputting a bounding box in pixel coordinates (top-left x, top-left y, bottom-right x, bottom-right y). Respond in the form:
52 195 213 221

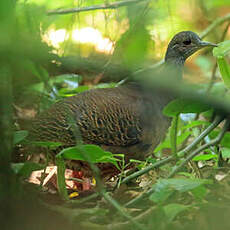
47 0 148 15
200 13 230 39
168 118 230 178
176 115 224 158
121 156 174 185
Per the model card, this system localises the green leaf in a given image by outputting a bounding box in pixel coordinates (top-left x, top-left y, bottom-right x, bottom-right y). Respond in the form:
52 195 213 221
11 162 44 178
13 130 28 145
163 99 210 117
213 40 230 58
57 144 119 168
150 178 212 203
166 178 212 192
221 147 230 158
163 203 189 222
213 41 230 89
216 57 230 89
193 154 218 161
150 180 174 203
58 85 89 97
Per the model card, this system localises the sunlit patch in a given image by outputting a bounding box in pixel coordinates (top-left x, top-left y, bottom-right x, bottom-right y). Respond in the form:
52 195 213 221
72 27 114 54
44 27 114 54
44 29 68 48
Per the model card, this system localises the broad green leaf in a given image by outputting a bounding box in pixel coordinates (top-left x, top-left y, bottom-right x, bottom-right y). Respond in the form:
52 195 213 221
164 178 212 192
57 144 119 168
193 154 218 161
163 203 189 222
11 162 44 178
213 40 230 58
216 57 230 89
13 130 28 145
163 99 210 117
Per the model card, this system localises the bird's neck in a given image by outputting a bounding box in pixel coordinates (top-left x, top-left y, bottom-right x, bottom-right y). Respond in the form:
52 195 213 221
165 55 185 67
164 55 185 81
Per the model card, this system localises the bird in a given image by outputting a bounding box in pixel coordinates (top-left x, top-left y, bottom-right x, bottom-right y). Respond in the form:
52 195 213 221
29 31 217 189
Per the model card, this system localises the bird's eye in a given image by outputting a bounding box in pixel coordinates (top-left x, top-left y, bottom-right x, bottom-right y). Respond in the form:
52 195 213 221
183 39 191 45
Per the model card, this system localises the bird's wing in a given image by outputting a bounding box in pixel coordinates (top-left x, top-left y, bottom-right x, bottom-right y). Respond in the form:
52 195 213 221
30 86 145 148
68 86 144 147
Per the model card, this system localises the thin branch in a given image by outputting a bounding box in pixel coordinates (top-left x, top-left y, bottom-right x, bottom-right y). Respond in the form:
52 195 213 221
168 118 230 178
47 0 148 15
121 156 174 185
176 115 224 158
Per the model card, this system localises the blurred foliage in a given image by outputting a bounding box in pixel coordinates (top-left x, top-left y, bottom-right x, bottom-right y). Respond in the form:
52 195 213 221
1 0 230 230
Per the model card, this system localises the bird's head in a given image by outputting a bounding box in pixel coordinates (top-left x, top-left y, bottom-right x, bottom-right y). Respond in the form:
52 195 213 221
165 31 217 65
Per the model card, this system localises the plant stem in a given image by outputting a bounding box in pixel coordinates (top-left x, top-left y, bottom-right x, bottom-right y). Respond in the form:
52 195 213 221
168 118 230 178
170 115 179 155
